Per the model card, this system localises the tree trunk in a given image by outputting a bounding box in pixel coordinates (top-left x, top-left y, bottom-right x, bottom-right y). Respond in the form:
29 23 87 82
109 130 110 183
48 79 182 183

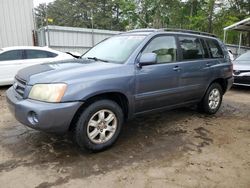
208 0 215 33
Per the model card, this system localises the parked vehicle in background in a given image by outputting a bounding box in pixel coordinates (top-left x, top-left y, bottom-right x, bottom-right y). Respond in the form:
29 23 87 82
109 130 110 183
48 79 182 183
233 51 250 86
0 46 74 86
6 29 233 151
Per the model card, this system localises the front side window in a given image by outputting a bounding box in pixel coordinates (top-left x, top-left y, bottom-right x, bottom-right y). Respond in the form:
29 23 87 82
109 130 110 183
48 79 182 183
82 35 146 63
206 39 224 58
179 36 204 60
142 36 177 63
0 50 24 61
25 50 57 59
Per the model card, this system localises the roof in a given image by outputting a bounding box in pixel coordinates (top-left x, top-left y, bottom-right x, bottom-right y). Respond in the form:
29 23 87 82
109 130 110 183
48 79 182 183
224 17 250 32
0 46 67 55
1 46 51 51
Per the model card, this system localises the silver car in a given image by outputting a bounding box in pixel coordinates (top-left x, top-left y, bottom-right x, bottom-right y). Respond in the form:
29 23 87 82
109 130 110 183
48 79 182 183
233 51 250 86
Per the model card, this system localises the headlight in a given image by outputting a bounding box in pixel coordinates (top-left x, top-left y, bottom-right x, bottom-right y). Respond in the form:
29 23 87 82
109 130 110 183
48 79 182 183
28 83 67 102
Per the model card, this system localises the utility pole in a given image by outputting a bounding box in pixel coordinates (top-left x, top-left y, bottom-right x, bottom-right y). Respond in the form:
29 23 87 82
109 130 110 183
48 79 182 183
45 3 50 47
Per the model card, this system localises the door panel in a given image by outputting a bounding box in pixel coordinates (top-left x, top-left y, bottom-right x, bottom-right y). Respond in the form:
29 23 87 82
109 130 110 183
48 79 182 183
177 36 211 103
0 50 24 83
178 60 210 102
135 63 182 113
0 60 25 83
135 35 182 113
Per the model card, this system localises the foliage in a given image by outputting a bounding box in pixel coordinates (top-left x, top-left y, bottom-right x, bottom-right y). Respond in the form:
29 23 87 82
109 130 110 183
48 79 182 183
35 0 250 45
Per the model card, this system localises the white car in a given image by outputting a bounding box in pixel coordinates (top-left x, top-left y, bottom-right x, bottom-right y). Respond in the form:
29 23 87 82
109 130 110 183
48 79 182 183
0 46 74 86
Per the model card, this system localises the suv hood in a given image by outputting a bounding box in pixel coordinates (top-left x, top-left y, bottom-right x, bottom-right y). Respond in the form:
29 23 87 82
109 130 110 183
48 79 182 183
17 59 124 85
233 61 250 71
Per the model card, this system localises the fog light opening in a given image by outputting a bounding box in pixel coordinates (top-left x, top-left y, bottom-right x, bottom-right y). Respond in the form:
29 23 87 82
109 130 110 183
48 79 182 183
28 111 39 125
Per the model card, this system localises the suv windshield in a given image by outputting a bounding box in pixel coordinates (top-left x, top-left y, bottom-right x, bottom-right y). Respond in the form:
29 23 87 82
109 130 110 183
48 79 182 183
82 35 146 63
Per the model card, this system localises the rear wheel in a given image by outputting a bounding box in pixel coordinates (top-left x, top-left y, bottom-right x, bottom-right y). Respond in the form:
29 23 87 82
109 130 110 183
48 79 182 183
199 83 223 114
73 100 123 151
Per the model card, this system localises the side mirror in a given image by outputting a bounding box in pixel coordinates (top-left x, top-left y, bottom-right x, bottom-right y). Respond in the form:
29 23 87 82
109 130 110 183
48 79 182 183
138 53 157 67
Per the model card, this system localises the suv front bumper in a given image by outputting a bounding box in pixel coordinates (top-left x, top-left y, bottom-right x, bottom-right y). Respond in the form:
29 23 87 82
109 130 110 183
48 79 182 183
6 87 83 133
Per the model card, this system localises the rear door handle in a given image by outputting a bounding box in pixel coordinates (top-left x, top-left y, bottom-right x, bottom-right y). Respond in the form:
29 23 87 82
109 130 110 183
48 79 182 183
173 66 181 71
206 63 211 67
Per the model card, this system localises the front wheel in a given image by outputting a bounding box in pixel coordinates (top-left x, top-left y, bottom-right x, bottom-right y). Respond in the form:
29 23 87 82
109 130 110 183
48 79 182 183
199 83 223 114
73 100 124 151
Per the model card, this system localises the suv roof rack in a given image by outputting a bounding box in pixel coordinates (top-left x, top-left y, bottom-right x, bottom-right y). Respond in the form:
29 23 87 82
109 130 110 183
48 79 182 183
159 28 217 38
127 28 159 33
127 28 217 38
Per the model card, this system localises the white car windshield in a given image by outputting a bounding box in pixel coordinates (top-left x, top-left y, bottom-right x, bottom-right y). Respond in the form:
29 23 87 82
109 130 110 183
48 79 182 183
82 35 146 63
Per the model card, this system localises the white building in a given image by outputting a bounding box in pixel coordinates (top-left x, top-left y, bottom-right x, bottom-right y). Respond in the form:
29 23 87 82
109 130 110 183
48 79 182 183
0 0 34 48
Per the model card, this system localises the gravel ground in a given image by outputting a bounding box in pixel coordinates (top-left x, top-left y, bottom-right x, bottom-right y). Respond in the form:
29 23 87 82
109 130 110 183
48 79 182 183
0 86 250 188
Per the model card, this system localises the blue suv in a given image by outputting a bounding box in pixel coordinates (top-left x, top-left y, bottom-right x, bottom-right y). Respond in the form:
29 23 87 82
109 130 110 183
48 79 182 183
6 29 233 151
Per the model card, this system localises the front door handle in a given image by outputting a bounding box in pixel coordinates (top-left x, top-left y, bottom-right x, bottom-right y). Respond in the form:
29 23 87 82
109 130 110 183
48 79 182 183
173 66 181 71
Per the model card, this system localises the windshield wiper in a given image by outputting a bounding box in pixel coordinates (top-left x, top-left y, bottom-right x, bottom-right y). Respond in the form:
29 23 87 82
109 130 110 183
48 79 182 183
86 57 108 62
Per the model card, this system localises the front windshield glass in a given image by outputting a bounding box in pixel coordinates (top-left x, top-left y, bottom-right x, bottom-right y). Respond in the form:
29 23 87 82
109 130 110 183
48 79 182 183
82 35 146 63
235 51 250 62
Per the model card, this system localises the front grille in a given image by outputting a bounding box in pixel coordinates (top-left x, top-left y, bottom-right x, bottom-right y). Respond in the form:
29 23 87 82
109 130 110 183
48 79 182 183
234 76 250 85
14 76 27 98
233 70 250 76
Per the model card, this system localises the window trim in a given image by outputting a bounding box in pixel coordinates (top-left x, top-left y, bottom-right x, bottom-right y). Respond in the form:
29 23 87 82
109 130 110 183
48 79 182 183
138 34 180 65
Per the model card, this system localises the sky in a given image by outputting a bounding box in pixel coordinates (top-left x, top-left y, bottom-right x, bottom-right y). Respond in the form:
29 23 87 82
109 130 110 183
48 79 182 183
33 0 55 7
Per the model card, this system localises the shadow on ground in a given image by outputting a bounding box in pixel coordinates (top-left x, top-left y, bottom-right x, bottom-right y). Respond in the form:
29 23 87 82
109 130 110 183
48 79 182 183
0 107 205 179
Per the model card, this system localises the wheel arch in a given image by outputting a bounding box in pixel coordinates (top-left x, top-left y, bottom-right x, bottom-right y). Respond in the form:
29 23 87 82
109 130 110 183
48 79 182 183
207 78 227 95
68 91 129 131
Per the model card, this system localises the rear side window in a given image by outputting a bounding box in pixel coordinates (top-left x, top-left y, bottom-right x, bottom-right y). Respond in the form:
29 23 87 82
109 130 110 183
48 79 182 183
0 50 24 61
25 50 58 59
206 39 224 58
179 37 204 60
142 36 177 63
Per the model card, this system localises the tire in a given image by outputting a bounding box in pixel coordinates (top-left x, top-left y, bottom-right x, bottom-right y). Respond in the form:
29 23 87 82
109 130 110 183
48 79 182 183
198 83 223 114
73 99 123 152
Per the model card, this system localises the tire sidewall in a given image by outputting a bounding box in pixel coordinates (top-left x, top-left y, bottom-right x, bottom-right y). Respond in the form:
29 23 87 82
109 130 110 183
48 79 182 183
204 83 223 114
74 100 123 151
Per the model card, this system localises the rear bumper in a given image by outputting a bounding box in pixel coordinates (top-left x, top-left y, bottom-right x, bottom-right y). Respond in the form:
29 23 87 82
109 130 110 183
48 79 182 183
6 87 83 133
226 77 234 91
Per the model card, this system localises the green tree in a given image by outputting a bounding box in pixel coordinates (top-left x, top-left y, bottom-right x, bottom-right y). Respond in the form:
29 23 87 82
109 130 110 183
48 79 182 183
34 0 250 45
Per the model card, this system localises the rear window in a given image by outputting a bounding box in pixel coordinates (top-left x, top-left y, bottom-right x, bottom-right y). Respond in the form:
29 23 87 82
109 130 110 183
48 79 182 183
25 50 58 59
206 39 224 58
179 36 204 60
0 50 24 61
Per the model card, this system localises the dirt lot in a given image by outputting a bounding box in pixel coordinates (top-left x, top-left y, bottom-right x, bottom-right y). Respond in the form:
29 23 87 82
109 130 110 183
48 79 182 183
0 86 250 188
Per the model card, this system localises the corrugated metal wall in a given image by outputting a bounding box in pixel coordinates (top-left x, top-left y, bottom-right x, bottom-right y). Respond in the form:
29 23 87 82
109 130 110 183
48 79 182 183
37 25 120 53
226 44 250 57
0 0 34 48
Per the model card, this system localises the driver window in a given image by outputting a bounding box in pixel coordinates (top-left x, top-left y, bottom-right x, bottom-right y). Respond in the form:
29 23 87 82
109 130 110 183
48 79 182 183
142 36 177 64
